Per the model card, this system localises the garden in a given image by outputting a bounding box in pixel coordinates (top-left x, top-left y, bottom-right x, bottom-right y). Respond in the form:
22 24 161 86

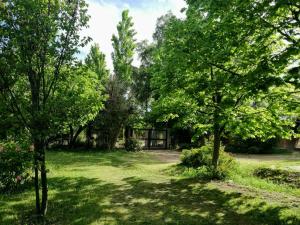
0 0 299 224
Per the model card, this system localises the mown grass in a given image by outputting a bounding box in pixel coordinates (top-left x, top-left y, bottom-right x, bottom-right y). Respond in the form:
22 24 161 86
0 150 299 225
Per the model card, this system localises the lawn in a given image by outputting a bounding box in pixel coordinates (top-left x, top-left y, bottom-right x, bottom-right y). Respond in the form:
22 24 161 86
0 150 299 225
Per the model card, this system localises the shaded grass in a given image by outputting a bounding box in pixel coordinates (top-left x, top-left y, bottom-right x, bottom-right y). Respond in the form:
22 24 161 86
0 150 299 225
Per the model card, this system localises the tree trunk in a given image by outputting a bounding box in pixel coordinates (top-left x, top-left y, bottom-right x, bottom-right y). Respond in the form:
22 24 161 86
40 145 48 216
33 152 41 214
211 66 222 169
69 125 84 148
212 123 221 169
33 139 48 217
86 123 93 148
69 125 74 146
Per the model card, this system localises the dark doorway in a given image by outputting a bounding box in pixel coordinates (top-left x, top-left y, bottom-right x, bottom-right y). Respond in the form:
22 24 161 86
131 128 169 149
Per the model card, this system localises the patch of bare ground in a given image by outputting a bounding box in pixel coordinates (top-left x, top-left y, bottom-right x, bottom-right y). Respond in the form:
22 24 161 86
211 180 300 208
146 150 181 163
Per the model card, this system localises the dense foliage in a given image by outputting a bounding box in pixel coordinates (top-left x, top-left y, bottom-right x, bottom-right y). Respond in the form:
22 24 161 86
225 137 280 154
0 141 33 193
124 138 142 152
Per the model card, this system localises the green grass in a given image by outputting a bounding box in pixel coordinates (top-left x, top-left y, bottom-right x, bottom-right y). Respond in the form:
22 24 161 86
229 154 300 196
1 150 300 225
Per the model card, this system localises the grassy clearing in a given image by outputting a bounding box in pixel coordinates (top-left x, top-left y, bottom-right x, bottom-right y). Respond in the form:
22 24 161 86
0 150 299 225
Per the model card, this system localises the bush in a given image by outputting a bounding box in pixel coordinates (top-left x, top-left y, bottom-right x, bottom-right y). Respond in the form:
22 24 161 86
125 138 142 152
180 145 236 179
225 137 279 154
254 167 300 188
0 140 33 193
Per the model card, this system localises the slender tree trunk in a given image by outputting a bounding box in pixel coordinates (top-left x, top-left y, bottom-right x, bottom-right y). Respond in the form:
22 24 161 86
34 139 48 216
33 152 41 214
69 125 74 146
69 125 84 148
30 78 48 217
40 144 48 216
211 66 222 169
86 123 92 148
212 122 221 168
199 136 205 147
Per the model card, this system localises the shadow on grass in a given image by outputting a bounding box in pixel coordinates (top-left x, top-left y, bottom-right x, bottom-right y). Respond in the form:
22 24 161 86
46 150 161 169
4 176 298 225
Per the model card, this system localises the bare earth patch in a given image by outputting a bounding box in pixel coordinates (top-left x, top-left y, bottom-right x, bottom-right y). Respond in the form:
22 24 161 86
146 150 181 163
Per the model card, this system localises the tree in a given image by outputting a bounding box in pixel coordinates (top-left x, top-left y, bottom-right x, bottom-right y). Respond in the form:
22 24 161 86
85 43 109 83
112 9 136 86
0 0 90 216
94 9 136 149
50 65 106 148
151 0 298 168
84 44 109 147
132 41 155 113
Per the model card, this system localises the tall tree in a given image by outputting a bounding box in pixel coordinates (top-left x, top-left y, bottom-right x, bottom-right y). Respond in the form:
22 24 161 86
151 0 298 168
112 9 136 86
0 0 90 216
132 41 155 113
95 9 136 149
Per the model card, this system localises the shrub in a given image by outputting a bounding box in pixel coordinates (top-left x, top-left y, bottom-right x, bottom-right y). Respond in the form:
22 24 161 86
254 167 300 188
225 137 279 154
125 138 142 152
0 140 33 193
180 145 237 179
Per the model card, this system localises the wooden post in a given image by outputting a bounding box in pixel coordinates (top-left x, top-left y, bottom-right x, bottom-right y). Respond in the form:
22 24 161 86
147 129 152 150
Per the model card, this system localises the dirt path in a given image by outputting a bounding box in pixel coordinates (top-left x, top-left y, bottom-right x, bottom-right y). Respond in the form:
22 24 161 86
234 151 300 162
146 150 181 163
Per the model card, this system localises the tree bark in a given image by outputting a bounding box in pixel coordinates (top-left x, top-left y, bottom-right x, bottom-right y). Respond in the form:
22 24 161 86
33 152 41 214
33 139 48 217
69 125 84 148
86 123 93 148
212 122 221 169
211 66 222 169
40 145 48 216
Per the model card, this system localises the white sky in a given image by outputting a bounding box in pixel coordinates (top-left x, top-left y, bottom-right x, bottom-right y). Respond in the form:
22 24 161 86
80 0 186 70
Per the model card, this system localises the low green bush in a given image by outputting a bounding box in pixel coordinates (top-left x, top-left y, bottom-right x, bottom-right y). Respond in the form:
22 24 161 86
124 138 142 152
180 145 237 179
0 140 33 193
254 167 300 188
